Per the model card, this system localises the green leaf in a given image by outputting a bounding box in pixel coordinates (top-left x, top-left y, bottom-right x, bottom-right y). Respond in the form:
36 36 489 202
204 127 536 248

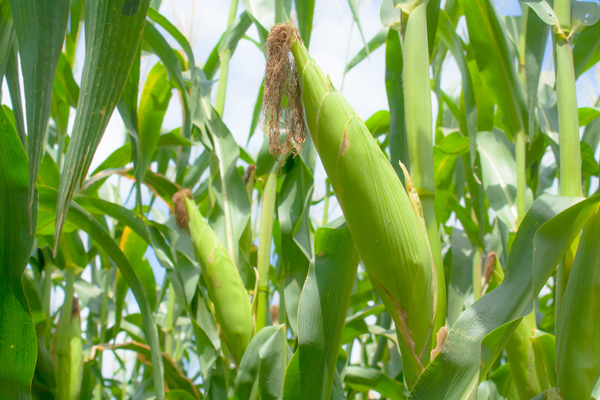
380 0 402 31
234 326 280 400
248 79 264 145
459 0 527 139
433 132 470 189
10 0 69 213
241 0 274 43
385 28 409 178
345 366 409 400
571 1 600 29
295 0 316 46
138 61 173 179
0 2 13 73
447 228 474 326
39 186 165 400
408 194 600 399
438 10 478 166
0 104 37 399
477 130 533 231
193 88 251 265
55 0 152 248
142 22 191 145
282 217 360 400
365 110 391 136
529 388 562 400
115 227 149 335
578 107 600 126
220 12 254 54
573 21 600 77
347 0 369 56
345 27 389 75
166 390 200 400
531 331 556 389
556 205 600 400
520 0 558 25
278 157 314 335
6 41 26 148
147 7 195 76
259 326 292 400
101 342 200 399
523 5 550 141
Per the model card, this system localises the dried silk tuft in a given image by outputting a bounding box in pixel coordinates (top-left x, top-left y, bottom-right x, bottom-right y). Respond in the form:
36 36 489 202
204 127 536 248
262 23 307 158
173 189 194 233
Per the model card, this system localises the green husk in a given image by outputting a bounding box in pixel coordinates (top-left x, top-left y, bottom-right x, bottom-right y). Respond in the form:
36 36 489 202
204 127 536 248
174 189 254 364
264 23 436 389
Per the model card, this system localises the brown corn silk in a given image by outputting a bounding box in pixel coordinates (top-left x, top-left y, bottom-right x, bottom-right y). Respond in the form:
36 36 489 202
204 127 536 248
263 23 436 389
262 24 307 156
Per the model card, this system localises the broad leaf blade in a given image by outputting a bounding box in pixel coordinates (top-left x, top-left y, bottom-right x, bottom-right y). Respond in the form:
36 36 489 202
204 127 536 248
0 105 37 399
40 186 165 400
408 195 600 399
459 0 527 139
556 206 600 400
282 217 360 400
10 0 69 214
55 0 152 248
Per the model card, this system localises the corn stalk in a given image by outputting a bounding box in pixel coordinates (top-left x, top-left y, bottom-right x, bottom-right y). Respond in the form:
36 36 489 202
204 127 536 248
398 0 446 346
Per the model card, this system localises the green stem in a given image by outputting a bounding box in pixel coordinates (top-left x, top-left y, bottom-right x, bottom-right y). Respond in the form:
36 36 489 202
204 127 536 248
402 3 446 353
165 283 176 357
57 267 75 400
554 33 583 317
322 179 330 226
555 38 582 198
554 0 571 33
516 130 527 226
255 168 278 332
215 0 238 116
41 250 54 342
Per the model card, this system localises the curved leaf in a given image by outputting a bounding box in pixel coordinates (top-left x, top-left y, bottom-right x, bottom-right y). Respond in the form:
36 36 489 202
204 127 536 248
258 326 291 400
408 194 600 399
10 0 69 212
234 326 279 400
345 366 408 400
40 186 165 400
55 0 152 249
0 102 37 399
459 0 527 138
556 205 600 400
282 217 360 400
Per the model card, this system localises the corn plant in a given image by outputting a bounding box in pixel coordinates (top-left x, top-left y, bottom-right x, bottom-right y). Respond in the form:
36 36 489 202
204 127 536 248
1 0 600 399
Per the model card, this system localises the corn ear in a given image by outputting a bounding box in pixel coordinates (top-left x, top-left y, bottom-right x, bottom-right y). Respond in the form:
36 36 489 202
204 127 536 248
174 190 254 364
287 28 436 389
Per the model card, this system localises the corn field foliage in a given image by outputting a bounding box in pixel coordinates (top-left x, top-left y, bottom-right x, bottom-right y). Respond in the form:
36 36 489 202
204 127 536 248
2 0 600 399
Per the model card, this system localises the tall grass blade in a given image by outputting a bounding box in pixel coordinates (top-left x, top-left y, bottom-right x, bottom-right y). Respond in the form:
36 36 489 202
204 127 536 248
282 217 360 400
409 194 600 399
556 207 600 400
0 106 37 399
10 0 69 217
39 186 165 400
55 0 152 250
